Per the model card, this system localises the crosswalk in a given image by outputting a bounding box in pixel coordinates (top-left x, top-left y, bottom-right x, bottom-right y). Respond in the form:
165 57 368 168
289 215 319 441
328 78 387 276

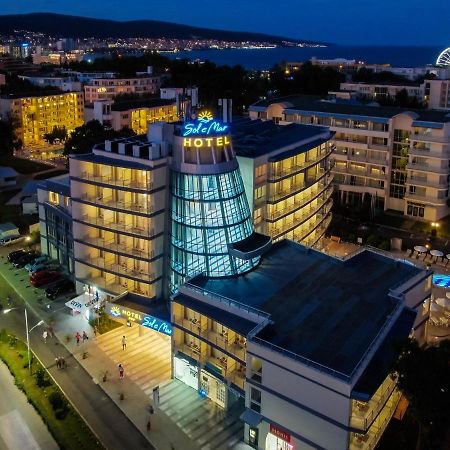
159 380 244 450
95 325 171 395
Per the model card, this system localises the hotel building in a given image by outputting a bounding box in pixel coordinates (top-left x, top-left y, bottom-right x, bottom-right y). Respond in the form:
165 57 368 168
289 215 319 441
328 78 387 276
249 96 450 221
172 241 430 450
84 74 161 104
0 91 84 148
84 98 178 134
232 118 334 246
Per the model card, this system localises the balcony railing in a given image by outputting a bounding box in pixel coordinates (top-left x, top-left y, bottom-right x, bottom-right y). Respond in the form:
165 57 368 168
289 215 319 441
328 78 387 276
411 133 449 144
78 214 155 238
81 236 155 260
79 171 153 190
406 162 448 175
80 193 154 215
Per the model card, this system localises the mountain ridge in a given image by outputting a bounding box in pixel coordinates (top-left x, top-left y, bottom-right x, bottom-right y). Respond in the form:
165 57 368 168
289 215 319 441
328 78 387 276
0 12 328 46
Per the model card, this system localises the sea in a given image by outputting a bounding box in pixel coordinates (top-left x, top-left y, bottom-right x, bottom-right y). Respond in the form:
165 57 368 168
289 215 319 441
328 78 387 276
159 45 445 70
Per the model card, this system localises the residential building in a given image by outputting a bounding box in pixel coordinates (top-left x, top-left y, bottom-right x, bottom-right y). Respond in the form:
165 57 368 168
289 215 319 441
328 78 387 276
0 91 84 148
37 175 74 278
172 241 430 450
426 79 450 110
19 73 82 92
84 98 178 133
10 43 30 59
59 70 117 84
232 118 334 246
0 166 18 188
84 74 161 104
160 86 199 107
0 56 38 74
249 96 450 221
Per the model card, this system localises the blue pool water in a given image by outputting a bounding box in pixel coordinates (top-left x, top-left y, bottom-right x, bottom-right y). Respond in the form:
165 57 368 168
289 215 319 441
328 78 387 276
432 274 450 288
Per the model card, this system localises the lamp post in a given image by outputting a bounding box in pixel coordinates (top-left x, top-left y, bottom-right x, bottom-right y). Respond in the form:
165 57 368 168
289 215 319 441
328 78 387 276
3 307 44 374
431 222 439 238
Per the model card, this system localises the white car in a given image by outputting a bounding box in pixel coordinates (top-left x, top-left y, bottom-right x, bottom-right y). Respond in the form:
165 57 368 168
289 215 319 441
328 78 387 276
0 235 24 246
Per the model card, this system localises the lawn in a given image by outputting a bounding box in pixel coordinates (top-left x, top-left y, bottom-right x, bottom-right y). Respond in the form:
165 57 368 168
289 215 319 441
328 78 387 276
90 314 123 335
0 329 104 450
0 155 52 174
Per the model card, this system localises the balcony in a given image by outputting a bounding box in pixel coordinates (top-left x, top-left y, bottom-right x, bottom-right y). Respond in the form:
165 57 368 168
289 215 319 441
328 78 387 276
409 146 450 159
78 214 155 239
411 133 449 144
79 193 154 215
406 177 448 190
77 276 127 296
349 377 397 431
81 236 155 260
406 162 448 175
80 171 153 191
404 192 446 205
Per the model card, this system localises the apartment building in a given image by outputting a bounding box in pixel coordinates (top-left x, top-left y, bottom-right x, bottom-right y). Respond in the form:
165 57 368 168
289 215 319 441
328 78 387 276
249 96 450 221
84 98 178 133
172 240 430 450
84 74 161 104
37 175 74 278
19 73 82 92
0 91 84 148
232 118 335 246
340 81 424 102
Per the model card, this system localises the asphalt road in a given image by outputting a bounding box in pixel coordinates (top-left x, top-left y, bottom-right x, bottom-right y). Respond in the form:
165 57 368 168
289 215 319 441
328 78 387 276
0 361 58 450
0 270 155 450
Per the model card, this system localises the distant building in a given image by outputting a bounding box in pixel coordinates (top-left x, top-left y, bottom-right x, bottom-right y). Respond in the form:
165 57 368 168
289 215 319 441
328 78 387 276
340 81 425 102
19 73 82 92
0 56 38 74
10 43 30 59
0 91 84 148
59 70 117 84
84 73 161 104
22 194 38 215
0 222 19 240
0 166 18 188
84 98 178 133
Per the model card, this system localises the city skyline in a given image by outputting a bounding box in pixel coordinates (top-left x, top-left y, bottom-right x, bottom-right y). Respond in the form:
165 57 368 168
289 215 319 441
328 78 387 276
3 0 450 46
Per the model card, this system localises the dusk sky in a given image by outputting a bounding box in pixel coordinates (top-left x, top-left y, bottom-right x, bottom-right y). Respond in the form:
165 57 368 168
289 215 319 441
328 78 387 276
2 0 450 45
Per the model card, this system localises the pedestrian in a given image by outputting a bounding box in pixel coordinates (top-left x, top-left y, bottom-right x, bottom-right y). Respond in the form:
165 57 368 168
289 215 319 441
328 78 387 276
55 356 61 369
82 331 89 342
118 364 124 379
146 418 151 432
121 335 127 350
75 332 81 345
93 326 98 338
60 356 66 369
42 330 48 343
48 325 54 338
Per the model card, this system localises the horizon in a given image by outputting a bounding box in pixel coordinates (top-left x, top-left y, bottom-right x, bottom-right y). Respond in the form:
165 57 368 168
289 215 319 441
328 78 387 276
1 0 449 46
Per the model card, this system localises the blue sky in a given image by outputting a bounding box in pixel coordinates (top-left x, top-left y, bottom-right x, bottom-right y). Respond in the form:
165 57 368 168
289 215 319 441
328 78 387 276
3 0 450 45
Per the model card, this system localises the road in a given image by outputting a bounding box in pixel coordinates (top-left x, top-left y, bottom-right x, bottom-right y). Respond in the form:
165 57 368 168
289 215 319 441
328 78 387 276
0 246 155 450
0 361 59 450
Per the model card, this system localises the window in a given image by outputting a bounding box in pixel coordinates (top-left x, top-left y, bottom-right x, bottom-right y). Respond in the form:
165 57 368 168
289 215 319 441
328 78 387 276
250 357 262 383
250 387 261 413
407 202 425 218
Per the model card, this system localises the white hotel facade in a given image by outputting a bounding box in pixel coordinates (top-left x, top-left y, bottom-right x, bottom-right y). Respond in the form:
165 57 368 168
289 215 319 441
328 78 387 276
249 96 450 221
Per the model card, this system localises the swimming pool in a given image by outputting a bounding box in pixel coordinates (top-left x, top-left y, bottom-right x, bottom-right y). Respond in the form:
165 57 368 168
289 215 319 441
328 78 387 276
432 274 450 288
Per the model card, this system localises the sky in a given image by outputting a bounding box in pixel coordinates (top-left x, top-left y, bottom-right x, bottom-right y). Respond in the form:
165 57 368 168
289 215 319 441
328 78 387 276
1 0 450 46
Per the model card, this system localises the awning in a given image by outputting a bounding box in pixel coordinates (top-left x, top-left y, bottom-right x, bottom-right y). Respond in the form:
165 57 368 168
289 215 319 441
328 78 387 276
65 294 100 314
240 408 262 428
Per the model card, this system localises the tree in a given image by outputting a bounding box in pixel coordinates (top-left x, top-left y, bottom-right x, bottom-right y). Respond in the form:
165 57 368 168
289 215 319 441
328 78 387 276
394 339 450 450
44 126 68 144
0 118 22 156
64 120 136 156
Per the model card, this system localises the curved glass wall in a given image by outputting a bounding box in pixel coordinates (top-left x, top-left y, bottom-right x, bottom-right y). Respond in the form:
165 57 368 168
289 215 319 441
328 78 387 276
170 168 260 290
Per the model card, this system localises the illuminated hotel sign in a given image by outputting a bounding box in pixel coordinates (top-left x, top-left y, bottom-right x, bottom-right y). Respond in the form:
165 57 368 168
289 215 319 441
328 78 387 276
106 303 173 336
269 424 291 443
182 111 229 148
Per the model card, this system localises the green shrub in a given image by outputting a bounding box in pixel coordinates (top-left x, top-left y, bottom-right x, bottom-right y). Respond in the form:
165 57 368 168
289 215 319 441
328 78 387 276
378 240 390 250
34 367 51 388
54 408 69 420
48 391 65 411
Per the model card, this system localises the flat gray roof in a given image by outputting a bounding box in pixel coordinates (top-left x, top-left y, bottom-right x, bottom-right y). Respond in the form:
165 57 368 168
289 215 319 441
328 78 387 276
190 241 422 378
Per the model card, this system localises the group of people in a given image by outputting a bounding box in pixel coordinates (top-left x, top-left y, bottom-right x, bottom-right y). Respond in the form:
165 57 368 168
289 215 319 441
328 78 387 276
75 331 90 345
55 356 67 369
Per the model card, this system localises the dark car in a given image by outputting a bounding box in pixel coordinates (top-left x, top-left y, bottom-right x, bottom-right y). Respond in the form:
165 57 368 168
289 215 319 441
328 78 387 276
8 249 26 262
30 271 60 287
13 252 39 268
45 279 75 299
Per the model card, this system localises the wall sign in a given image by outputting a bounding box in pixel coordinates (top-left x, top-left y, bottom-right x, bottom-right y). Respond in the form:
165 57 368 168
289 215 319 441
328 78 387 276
106 303 172 336
182 112 229 138
269 424 291 443
183 136 231 148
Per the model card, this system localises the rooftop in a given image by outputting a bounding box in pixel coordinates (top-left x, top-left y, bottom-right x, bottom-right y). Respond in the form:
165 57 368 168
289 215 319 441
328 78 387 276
0 166 18 177
231 117 331 158
250 95 450 123
110 98 175 112
189 241 422 379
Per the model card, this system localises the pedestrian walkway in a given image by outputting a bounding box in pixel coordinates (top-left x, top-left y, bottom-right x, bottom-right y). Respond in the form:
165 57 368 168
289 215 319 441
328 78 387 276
159 380 244 450
96 326 171 394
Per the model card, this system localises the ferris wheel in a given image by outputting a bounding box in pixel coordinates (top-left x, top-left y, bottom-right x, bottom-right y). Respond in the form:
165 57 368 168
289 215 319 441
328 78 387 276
436 47 450 66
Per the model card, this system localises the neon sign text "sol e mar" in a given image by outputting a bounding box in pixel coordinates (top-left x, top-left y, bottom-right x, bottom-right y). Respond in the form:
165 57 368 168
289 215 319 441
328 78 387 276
182 117 228 137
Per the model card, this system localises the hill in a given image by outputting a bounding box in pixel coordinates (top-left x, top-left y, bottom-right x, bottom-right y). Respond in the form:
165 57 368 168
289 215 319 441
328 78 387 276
0 13 326 46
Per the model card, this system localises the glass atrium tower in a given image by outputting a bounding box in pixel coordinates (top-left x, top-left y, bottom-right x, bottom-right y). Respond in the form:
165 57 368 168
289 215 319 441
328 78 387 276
170 116 269 290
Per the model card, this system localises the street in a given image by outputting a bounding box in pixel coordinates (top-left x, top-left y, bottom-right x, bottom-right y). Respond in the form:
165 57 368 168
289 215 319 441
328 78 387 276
0 361 59 450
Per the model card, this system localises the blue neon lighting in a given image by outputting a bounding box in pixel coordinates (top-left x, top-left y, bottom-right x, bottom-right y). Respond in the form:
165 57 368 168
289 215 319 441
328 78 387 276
142 316 173 336
433 274 450 288
182 117 228 137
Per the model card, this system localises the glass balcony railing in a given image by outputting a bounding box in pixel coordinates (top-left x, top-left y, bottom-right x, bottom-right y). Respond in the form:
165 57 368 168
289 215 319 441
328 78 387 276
80 193 154 215
79 214 155 238
80 171 153 190
81 236 155 260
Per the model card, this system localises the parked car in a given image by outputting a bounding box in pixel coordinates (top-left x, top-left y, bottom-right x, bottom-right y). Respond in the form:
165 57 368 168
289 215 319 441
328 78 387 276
13 252 40 268
0 235 24 246
8 249 26 262
45 279 75 299
29 263 60 276
25 256 49 272
30 271 60 287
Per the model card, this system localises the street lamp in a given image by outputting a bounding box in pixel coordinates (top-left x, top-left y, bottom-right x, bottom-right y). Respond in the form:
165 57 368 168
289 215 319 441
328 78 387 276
3 308 44 374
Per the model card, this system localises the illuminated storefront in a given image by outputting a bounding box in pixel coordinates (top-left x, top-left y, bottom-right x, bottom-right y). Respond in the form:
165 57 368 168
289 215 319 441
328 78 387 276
265 425 293 450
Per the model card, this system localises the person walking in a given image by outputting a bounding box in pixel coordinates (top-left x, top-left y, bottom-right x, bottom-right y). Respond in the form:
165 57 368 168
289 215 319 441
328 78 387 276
75 332 81 345
93 326 98 338
121 335 127 350
48 325 54 338
60 356 66 369
42 330 48 343
55 356 61 369
118 364 124 380
82 331 89 343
